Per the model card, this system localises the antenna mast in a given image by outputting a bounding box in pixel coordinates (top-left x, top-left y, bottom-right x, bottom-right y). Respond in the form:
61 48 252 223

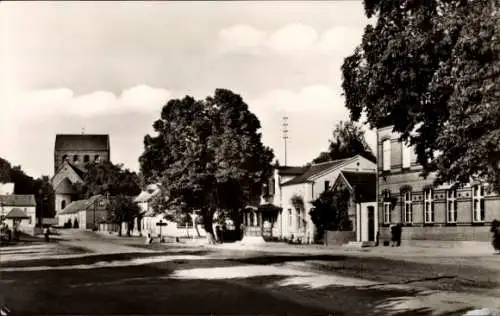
282 116 289 166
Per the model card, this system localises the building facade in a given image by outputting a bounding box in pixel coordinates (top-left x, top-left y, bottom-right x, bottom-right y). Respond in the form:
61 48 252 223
57 195 108 229
377 126 500 242
243 155 377 243
0 191 37 235
52 134 110 216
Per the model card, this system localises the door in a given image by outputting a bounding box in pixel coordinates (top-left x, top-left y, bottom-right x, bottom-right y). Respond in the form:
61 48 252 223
367 206 375 241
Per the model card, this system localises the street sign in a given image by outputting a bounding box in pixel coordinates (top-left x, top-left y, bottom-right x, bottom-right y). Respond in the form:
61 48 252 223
156 220 167 243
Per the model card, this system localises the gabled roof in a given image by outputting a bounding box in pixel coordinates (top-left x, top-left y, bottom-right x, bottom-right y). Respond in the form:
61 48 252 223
6 207 29 219
337 171 376 203
59 195 106 215
52 160 85 187
55 134 109 151
0 194 36 207
277 166 307 176
281 157 353 186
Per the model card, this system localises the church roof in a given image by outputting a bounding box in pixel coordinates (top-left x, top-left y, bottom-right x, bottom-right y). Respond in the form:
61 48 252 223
55 178 76 194
0 194 36 207
55 134 110 151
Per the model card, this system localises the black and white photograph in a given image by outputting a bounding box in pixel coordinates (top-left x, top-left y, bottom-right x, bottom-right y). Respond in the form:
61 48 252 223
0 1 499 315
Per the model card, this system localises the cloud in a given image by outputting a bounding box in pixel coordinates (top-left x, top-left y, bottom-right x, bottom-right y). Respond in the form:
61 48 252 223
218 24 267 51
217 23 363 55
4 85 171 120
268 23 318 53
249 84 345 114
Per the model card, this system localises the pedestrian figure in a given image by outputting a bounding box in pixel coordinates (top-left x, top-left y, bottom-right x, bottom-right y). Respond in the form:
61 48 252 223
491 219 500 252
390 224 396 246
396 223 402 247
145 232 153 245
375 231 380 247
44 226 50 242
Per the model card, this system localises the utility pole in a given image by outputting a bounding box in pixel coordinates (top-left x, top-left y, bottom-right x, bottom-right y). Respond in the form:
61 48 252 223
282 116 289 166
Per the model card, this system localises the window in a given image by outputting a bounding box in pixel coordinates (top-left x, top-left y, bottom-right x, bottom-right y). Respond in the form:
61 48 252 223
401 143 411 169
382 139 391 171
324 181 330 192
288 208 292 226
403 190 413 223
61 200 66 210
472 184 485 222
73 155 79 162
271 179 276 195
84 155 90 163
424 188 434 223
94 155 100 162
382 190 391 224
446 189 458 223
62 155 68 162
297 209 302 229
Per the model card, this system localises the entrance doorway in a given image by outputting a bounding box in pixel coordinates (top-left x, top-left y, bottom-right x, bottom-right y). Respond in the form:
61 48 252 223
367 206 375 241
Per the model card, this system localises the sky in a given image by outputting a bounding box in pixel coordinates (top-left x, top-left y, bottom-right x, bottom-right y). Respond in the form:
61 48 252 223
0 1 376 178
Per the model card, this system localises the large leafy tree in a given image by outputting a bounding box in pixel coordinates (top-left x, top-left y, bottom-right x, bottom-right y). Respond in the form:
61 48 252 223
139 89 274 243
312 120 376 164
342 0 500 190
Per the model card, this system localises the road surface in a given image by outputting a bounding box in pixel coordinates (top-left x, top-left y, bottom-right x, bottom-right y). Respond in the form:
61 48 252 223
1 230 499 315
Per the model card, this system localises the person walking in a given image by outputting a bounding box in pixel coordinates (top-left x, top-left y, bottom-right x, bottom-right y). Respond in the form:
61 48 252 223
396 223 402 247
44 226 50 242
390 224 396 247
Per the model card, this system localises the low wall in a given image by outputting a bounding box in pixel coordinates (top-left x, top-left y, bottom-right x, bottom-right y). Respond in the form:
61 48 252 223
379 225 492 242
324 231 356 246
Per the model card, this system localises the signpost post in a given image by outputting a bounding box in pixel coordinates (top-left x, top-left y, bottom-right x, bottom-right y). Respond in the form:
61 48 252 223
156 220 167 243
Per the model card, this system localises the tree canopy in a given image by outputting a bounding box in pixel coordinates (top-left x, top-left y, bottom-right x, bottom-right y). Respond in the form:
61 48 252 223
139 89 274 242
73 161 141 199
342 0 500 190
309 188 352 242
107 194 141 236
312 120 376 164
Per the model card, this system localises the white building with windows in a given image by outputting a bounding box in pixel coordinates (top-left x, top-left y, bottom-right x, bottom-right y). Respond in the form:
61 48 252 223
0 185 37 235
377 125 500 242
242 155 377 244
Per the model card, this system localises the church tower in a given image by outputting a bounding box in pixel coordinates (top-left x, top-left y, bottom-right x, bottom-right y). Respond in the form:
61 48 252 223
52 134 110 215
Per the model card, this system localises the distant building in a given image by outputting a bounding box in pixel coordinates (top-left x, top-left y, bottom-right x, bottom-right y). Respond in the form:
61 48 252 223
243 155 377 243
0 193 37 235
377 125 500 242
51 134 110 216
57 195 108 229
132 184 207 238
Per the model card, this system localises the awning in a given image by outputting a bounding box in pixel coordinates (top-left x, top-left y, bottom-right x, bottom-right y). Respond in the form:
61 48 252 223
5 208 30 219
